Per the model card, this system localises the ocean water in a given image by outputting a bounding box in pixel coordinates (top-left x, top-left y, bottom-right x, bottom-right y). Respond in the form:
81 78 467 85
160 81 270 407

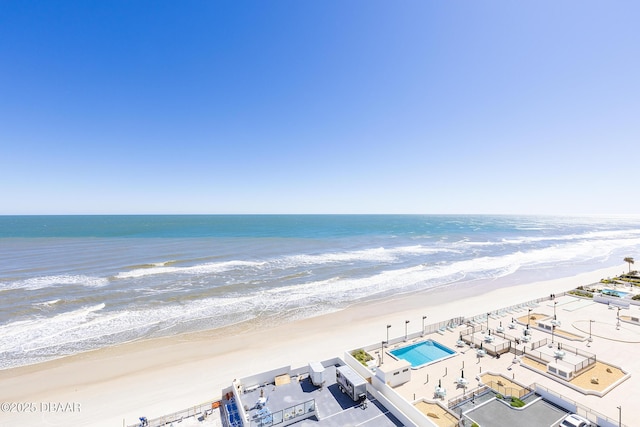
1 214 639 370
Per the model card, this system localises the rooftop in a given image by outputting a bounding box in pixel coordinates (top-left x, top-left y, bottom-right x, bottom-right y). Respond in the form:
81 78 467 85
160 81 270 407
358 292 640 426
464 397 568 427
162 287 640 427
232 361 405 427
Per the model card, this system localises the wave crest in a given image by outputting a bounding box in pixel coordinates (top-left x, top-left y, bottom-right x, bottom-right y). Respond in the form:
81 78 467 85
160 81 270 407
1 275 109 291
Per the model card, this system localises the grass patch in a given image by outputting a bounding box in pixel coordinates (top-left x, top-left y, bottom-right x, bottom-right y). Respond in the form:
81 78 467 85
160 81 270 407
351 349 373 366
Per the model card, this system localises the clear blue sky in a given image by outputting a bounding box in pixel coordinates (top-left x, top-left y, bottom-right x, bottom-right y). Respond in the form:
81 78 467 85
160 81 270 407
1 1 638 214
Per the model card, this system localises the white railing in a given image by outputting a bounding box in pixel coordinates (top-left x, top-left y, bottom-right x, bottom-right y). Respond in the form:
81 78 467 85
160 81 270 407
127 400 220 427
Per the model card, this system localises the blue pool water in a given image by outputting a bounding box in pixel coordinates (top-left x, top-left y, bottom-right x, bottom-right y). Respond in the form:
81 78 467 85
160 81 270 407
390 340 456 367
603 289 629 298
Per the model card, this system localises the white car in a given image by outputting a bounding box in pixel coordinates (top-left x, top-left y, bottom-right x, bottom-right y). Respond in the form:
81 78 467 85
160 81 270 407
559 414 591 427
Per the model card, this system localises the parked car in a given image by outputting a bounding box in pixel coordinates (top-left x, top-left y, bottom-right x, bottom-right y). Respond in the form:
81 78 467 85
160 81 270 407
559 414 591 427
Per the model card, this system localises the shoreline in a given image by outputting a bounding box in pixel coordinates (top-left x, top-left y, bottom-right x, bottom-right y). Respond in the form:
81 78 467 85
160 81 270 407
0 264 623 427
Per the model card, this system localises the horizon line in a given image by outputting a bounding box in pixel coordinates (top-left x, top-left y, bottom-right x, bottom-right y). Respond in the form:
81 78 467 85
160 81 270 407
2 213 640 217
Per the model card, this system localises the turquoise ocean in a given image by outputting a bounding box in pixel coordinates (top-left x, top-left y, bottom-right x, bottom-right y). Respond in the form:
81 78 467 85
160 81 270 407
1 215 639 370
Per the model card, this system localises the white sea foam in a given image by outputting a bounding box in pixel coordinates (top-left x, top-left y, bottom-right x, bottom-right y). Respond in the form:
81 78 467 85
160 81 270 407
34 299 62 307
282 247 395 265
114 245 457 281
0 237 631 370
503 229 640 245
5 220 640 370
115 249 399 279
1 275 109 291
0 304 106 351
0 297 255 361
115 260 266 279
458 229 640 248
281 245 458 266
253 237 638 309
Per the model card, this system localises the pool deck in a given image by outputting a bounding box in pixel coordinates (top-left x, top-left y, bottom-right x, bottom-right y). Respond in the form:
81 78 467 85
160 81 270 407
389 340 456 368
372 294 640 426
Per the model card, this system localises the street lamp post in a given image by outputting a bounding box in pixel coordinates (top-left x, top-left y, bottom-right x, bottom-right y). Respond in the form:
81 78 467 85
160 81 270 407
527 308 532 328
386 324 391 346
588 320 594 344
617 307 621 330
553 301 557 320
405 320 410 341
381 341 387 364
551 325 555 344
617 405 621 427
422 316 427 336
486 312 490 332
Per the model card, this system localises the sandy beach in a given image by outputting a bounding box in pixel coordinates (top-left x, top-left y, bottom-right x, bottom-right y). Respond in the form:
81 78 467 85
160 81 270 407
0 265 625 427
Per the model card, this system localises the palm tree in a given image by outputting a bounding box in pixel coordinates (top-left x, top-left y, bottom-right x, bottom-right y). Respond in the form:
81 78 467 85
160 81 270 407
624 257 635 273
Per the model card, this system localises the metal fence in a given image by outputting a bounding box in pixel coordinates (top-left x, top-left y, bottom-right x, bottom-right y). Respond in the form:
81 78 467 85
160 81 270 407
422 316 467 335
461 333 512 356
534 383 628 427
462 293 566 330
483 381 532 399
127 400 219 427
460 324 484 335
251 399 316 427
523 338 596 374
493 328 520 342
381 295 560 350
446 385 490 409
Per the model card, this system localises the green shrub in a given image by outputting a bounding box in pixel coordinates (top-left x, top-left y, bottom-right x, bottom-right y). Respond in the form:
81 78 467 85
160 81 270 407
351 349 373 366
471 423 479 427
495 393 503 399
632 294 640 301
510 397 525 407
568 290 593 298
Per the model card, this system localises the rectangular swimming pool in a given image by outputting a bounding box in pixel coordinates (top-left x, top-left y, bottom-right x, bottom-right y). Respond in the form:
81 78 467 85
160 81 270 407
390 339 456 368
603 289 629 298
